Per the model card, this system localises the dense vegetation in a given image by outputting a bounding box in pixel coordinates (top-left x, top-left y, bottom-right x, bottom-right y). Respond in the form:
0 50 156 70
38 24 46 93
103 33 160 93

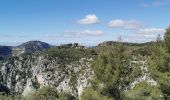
43 47 96 63
0 86 77 100
80 27 170 100
147 27 170 99
81 43 149 100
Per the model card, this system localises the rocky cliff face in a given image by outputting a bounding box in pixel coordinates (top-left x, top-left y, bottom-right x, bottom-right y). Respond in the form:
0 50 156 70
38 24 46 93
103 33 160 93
0 45 94 98
0 41 158 99
129 59 157 89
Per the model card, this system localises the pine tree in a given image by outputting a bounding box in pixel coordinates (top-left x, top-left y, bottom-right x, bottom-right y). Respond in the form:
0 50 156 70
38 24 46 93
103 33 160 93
164 26 170 52
91 41 131 100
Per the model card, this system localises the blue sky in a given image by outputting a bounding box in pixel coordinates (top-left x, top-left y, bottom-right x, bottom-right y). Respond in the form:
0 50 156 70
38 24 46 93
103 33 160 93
0 0 170 46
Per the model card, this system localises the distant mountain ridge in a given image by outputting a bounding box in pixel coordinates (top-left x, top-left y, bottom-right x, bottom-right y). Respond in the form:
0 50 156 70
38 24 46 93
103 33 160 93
98 41 154 47
0 40 154 60
0 41 52 59
0 46 12 60
19 41 51 49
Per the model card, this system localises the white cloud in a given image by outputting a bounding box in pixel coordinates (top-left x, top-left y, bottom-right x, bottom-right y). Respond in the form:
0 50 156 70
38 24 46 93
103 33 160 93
137 28 165 34
108 19 142 30
64 30 105 37
77 14 100 25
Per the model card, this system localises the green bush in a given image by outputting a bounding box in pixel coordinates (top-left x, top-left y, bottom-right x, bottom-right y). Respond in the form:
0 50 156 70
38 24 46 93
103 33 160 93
58 92 77 100
81 88 113 100
25 86 59 100
123 81 163 100
44 47 95 64
0 93 23 100
24 86 76 100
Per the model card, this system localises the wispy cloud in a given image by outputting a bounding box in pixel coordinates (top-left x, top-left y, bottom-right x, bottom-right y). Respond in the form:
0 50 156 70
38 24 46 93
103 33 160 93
0 34 27 38
77 30 104 36
43 30 105 41
124 28 165 43
108 19 142 30
43 34 62 40
141 0 170 7
136 28 165 34
1 34 14 38
124 34 158 43
108 18 165 42
64 30 105 37
77 14 100 25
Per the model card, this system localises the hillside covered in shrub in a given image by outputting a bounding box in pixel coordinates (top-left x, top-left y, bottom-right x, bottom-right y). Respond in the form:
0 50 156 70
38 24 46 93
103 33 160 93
0 27 170 100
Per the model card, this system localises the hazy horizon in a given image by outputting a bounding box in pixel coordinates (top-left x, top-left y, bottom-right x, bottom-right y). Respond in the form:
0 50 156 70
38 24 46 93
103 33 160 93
0 39 155 47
